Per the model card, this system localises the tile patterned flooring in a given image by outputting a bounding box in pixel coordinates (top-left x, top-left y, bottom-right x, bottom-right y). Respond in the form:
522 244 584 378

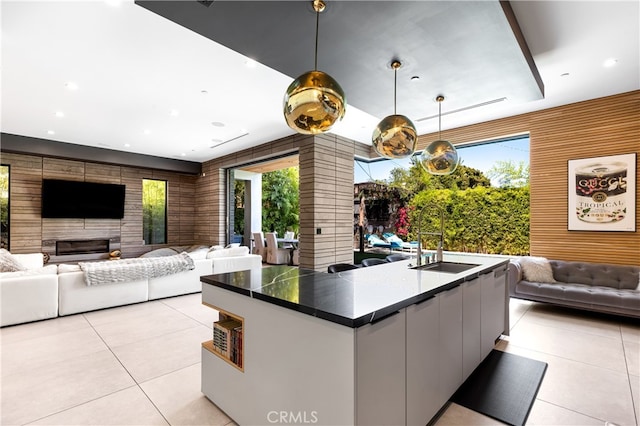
1 295 638 426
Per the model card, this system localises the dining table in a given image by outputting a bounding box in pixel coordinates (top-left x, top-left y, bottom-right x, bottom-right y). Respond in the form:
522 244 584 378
276 237 298 265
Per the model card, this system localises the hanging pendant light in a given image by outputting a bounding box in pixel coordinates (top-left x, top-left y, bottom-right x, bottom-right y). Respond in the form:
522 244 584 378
419 95 459 175
283 0 346 135
372 60 417 159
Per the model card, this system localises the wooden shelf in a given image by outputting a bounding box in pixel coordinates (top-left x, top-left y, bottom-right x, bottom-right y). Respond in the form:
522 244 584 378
202 302 244 372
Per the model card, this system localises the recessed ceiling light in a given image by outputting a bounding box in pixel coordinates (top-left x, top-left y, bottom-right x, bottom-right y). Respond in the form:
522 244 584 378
180 153 186 157
64 82 78 91
55 111 64 118
560 72 570 77
603 58 618 68
124 143 131 148
170 109 179 117
47 130 55 135
104 0 123 7
143 129 151 135
245 58 257 68
411 76 420 81
201 90 208 95
211 121 225 127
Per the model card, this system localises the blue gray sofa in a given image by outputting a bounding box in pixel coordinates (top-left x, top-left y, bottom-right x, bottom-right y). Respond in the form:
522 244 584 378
509 257 640 319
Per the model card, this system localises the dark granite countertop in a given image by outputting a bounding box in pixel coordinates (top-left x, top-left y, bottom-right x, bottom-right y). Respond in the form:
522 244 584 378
200 253 510 328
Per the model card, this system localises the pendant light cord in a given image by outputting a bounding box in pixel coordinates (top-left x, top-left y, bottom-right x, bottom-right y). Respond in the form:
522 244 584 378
438 100 442 140
393 67 397 115
314 9 319 70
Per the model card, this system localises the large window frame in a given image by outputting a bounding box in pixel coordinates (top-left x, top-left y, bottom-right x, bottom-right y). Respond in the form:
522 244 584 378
142 178 167 245
1 165 9 250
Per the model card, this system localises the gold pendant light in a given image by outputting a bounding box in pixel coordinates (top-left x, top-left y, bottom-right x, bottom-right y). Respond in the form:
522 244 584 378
420 95 459 175
372 60 417 159
283 0 346 134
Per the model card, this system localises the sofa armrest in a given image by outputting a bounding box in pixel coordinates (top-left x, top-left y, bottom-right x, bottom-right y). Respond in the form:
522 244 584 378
1 273 59 326
211 254 262 274
508 261 522 297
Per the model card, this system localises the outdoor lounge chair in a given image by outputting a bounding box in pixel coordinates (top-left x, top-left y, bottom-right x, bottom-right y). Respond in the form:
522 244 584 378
383 233 417 252
366 234 393 250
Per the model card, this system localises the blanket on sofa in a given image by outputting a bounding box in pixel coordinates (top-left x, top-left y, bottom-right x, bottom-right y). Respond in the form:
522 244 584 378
79 252 195 286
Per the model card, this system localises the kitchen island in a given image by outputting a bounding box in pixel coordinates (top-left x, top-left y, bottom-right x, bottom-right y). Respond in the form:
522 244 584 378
200 253 510 426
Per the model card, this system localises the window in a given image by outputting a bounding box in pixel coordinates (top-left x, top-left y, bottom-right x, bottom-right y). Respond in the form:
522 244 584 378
0 165 8 249
142 179 167 245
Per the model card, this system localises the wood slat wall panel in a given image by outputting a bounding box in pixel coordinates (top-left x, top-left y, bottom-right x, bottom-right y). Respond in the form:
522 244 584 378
2 153 198 258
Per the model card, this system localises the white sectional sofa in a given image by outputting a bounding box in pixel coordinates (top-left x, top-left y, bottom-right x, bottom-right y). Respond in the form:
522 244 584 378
1 246 262 326
0 253 59 327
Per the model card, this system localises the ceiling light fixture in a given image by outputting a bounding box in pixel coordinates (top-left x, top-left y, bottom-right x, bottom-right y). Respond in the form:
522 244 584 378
603 58 618 68
419 95 459 175
55 111 64 118
283 0 346 134
64 82 78 91
372 60 417 159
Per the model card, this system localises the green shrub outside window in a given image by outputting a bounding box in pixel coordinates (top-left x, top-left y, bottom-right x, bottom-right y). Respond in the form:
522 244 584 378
143 179 167 245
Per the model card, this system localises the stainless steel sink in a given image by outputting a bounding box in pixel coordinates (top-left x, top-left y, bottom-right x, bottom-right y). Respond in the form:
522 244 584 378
410 261 480 273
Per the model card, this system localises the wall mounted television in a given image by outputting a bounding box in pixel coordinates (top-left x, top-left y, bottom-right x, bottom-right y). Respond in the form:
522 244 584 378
41 179 126 219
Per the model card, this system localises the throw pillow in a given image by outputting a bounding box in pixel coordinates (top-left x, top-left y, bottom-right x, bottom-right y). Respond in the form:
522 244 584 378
207 246 249 259
139 248 179 258
518 256 556 283
58 263 82 273
0 249 27 273
187 246 210 260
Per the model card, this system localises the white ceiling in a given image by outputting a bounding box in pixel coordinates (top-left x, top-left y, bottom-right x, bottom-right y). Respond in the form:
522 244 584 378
1 1 638 163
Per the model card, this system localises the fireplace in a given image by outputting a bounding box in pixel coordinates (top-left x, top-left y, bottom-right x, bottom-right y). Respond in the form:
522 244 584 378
56 239 110 256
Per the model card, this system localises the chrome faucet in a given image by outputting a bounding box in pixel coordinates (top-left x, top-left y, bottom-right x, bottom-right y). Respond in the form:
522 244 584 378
415 203 445 266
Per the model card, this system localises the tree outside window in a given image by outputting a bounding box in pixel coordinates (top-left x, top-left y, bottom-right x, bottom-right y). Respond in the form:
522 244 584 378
143 179 167 245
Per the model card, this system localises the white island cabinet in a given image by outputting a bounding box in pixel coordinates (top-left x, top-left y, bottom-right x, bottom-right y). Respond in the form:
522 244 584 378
201 254 510 426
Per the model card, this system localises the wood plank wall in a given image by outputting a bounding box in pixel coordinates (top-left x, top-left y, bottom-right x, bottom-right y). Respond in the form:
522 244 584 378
299 134 355 271
199 133 358 271
1 152 198 259
414 90 639 265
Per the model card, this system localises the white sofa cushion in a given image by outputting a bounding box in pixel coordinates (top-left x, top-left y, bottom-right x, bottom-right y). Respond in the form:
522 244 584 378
57 263 82 273
58 271 148 316
12 253 45 270
211 254 262 274
148 258 211 300
0 264 57 278
0 249 27 272
207 246 250 259
1 271 58 327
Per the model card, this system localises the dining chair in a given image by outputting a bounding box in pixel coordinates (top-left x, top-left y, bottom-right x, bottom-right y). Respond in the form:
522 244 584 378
361 258 389 267
265 232 290 265
386 253 411 262
252 232 267 263
327 263 360 273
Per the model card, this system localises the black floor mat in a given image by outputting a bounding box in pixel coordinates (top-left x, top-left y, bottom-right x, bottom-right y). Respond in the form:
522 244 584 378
450 350 548 426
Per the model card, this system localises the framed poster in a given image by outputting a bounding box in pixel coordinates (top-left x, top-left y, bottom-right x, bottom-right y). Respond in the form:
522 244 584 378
568 153 636 231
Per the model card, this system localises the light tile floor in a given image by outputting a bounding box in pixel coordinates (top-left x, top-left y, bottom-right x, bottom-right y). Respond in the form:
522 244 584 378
1 295 638 426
